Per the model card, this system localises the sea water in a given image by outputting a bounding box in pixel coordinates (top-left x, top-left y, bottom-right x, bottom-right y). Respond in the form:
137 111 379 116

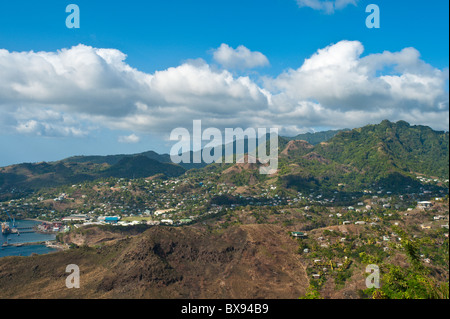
0 220 57 258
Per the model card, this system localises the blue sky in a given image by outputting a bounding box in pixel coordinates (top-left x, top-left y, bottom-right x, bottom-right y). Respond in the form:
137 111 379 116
1 1 448 72
0 0 448 166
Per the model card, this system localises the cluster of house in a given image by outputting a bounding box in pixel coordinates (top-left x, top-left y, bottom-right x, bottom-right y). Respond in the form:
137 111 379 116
59 211 200 228
416 176 449 184
53 193 68 202
37 221 69 233
417 201 433 209
1 172 447 235
56 214 118 229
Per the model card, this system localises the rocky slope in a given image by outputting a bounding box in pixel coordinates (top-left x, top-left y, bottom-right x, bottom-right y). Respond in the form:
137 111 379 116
0 224 309 299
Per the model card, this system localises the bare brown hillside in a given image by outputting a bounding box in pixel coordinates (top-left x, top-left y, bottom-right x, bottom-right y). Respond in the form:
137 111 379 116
0 224 310 299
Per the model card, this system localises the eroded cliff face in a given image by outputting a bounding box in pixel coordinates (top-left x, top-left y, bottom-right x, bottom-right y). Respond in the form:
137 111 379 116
0 224 309 299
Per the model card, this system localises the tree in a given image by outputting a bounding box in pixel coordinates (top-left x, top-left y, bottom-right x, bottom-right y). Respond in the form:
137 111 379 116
364 226 449 299
299 285 323 299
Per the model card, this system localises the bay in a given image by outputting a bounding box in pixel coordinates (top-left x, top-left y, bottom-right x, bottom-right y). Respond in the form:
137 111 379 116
0 220 58 258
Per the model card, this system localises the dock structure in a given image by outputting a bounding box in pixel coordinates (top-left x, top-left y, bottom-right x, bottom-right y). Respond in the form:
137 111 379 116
3 241 47 248
16 227 35 233
2 225 36 235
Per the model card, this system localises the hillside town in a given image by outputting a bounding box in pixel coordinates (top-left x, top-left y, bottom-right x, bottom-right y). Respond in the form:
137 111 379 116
1 172 448 234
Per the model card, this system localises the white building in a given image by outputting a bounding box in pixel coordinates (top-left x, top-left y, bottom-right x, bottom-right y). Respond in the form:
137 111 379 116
417 201 432 209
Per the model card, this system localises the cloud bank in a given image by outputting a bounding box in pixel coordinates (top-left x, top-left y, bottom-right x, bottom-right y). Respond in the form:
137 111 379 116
118 134 140 143
296 0 358 14
0 41 448 141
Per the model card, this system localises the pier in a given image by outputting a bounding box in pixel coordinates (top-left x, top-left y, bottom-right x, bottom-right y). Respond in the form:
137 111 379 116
1 240 65 249
8 241 45 247
15 227 35 234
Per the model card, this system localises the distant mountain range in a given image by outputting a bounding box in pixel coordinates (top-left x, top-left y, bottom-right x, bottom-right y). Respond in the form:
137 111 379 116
0 120 448 199
0 155 184 199
284 128 350 145
61 150 205 170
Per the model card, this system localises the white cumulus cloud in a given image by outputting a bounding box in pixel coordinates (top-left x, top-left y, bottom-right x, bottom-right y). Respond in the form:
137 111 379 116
118 134 140 143
0 41 448 141
212 44 270 69
296 0 358 14
267 40 448 115
0 44 270 136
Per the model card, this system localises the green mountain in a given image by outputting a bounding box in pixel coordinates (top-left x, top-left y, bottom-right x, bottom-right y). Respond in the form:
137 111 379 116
314 120 449 179
276 120 449 192
101 155 185 179
284 129 350 145
63 150 207 171
0 155 186 200
0 120 448 200
61 150 169 166
211 120 448 193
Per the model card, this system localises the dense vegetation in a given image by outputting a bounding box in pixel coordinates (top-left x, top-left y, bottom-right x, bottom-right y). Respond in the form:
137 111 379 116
285 128 350 145
363 227 449 299
314 120 449 179
224 120 449 194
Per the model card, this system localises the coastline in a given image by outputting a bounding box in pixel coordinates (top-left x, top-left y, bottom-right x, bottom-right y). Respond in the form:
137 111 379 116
1 219 67 256
7 241 45 247
1 240 67 253
19 218 60 235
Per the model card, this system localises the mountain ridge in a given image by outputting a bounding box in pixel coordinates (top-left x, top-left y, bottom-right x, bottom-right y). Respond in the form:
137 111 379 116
0 120 448 200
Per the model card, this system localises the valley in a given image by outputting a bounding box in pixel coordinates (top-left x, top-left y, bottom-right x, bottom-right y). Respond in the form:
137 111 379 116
0 120 448 299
